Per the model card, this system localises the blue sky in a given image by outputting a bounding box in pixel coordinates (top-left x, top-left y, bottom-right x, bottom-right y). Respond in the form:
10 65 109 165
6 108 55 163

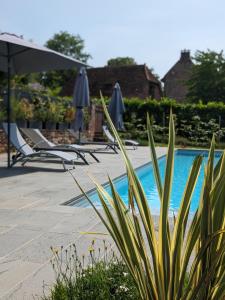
1 0 225 78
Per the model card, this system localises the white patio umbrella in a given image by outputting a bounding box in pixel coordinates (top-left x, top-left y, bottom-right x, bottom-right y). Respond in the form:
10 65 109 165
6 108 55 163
0 32 87 167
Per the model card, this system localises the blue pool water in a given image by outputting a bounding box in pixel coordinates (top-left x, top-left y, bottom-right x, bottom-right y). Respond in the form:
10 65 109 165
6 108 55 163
70 150 221 214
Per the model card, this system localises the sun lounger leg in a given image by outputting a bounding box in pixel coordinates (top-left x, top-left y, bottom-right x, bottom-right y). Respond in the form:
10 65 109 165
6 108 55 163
75 151 89 165
62 160 66 170
107 144 118 153
62 159 76 171
21 158 28 166
89 152 100 162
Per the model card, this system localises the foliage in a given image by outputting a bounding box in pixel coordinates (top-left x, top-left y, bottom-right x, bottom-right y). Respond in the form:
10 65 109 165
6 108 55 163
93 97 225 128
187 50 225 103
64 106 75 123
31 94 48 122
46 31 91 61
122 112 225 147
0 87 80 124
107 57 136 67
11 97 34 121
0 106 6 121
39 31 91 93
42 241 139 300
75 97 225 300
92 97 225 146
45 100 64 123
177 116 225 146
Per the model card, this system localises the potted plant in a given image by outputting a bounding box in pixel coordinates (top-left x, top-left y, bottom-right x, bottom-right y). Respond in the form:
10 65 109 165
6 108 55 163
45 101 57 130
56 100 67 130
10 97 33 128
64 106 75 129
16 98 34 128
45 100 65 130
29 95 46 129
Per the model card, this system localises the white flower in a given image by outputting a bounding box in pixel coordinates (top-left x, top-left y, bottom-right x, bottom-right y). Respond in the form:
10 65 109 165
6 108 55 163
119 285 129 292
123 272 128 277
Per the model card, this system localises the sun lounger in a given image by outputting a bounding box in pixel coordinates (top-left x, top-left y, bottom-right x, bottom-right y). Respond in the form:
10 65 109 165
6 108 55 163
21 128 100 165
67 129 118 154
102 125 139 150
3 123 76 170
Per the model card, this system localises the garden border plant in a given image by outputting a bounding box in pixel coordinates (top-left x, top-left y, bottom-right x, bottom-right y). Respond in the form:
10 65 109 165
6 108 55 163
72 96 225 300
42 241 139 300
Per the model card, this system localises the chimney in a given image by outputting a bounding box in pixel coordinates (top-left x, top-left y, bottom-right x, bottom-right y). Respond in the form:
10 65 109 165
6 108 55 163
180 49 191 62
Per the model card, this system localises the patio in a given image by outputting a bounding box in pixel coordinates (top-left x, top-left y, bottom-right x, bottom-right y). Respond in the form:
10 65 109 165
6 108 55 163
0 146 167 299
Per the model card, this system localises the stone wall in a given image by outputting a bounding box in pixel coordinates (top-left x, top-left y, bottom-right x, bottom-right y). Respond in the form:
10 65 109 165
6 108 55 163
0 105 105 153
0 129 77 153
162 50 193 102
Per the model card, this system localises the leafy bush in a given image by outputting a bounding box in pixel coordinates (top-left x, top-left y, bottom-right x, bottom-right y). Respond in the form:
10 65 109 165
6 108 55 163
93 97 225 127
64 106 75 123
93 97 225 146
0 106 6 122
0 87 81 124
42 241 139 300
75 99 225 300
10 97 34 121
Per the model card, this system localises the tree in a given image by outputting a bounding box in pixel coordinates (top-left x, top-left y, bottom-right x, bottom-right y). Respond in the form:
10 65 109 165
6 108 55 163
107 57 136 67
187 50 225 103
40 31 91 94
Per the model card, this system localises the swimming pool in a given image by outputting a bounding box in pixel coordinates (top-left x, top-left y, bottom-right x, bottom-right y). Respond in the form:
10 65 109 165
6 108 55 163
69 149 222 214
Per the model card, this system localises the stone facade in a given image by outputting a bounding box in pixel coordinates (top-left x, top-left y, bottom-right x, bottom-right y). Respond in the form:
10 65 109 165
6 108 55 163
161 50 193 102
62 64 162 99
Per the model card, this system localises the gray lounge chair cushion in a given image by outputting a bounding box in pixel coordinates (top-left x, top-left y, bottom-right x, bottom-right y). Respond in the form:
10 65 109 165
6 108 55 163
3 123 76 163
102 125 139 146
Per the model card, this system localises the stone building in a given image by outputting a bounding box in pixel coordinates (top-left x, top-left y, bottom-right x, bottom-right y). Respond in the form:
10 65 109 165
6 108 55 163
62 64 162 99
161 50 193 102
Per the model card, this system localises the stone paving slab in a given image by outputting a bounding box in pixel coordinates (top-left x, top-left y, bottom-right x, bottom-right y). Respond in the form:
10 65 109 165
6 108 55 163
0 259 41 299
7 232 78 264
0 209 73 229
0 225 15 234
49 208 99 234
2 263 54 300
0 227 43 259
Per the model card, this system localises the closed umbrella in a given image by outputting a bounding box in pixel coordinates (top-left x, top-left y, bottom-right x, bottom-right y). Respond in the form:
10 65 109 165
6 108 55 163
72 67 90 143
0 32 87 167
108 82 125 130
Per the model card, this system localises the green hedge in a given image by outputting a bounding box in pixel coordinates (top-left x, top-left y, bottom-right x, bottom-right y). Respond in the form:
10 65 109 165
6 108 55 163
122 98 225 126
91 97 225 147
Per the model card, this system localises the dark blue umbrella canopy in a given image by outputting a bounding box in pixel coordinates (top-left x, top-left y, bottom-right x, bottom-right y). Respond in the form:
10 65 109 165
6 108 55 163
108 82 125 130
72 67 90 133
73 67 90 108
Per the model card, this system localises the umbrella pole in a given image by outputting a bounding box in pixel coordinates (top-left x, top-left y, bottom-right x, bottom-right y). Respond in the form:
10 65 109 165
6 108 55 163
78 128 81 144
7 43 11 168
